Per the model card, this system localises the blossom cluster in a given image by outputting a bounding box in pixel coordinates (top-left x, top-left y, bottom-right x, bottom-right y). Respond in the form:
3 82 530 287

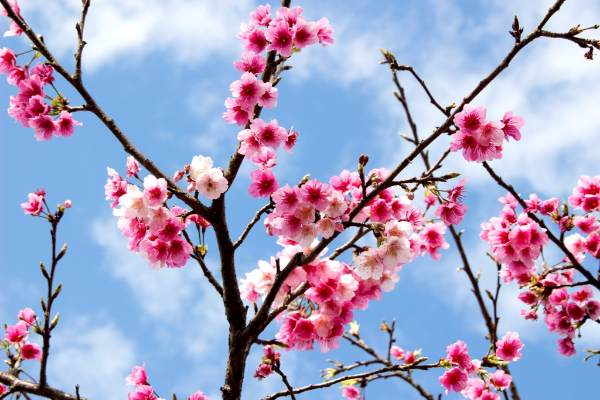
2 308 42 362
126 364 208 400
253 345 281 380
2 1 82 141
106 157 205 270
21 187 71 216
172 155 229 200
439 333 522 398
481 180 600 357
224 4 333 127
431 178 469 226
450 104 524 163
1 0 22 37
241 168 456 355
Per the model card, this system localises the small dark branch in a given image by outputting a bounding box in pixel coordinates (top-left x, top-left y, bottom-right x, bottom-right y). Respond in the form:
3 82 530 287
254 339 287 347
66 105 89 113
492 263 502 345
393 67 449 117
343 221 371 229
255 282 310 335
326 359 382 375
538 30 599 47
393 173 458 186
328 228 371 261
540 264 574 278
39 218 61 388
482 161 600 290
182 230 224 297
386 319 396 363
545 281 591 289
263 360 438 400
343 334 388 365
393 371 436 400
73 0 91 81
448 226 495 341
75 385 80 400
535 0 567 31
233 201 274 250
0 372 88 400
273 366 296 400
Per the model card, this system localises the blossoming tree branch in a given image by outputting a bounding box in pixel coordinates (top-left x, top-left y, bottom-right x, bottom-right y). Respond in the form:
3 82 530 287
1 0 599 400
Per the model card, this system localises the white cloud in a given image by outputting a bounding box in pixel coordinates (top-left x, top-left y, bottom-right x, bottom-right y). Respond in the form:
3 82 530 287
20 0 254 72
48 316 136 400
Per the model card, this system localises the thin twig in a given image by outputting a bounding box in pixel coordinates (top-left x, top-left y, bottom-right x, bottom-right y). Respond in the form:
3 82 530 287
233 201 274 250
273 366 296 400
182 230 224 297
328 228 371 261
73 0 91 81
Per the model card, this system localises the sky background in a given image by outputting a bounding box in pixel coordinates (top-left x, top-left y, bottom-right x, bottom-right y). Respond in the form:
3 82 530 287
1 0 600 399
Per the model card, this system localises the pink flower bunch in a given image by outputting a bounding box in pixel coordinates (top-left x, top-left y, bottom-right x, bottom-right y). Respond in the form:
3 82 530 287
434 179 468 225
21 189 45 216
3 308 42 362
253 345 281 380
1 0 22 37
450 105 524 163
0 51 82 141
440 337 518 398
480 193 549 285
224 5 333 127
186 155 229 200
341 385 361 400
568 175 600 213
126 364 209 400
461 370 513 400
107 160 194 270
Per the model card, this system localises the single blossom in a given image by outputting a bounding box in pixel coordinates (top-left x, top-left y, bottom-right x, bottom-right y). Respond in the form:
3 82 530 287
21 192 44 216
248 168 279 198
196 169 229 200
495 331 524 361
21 342 42 360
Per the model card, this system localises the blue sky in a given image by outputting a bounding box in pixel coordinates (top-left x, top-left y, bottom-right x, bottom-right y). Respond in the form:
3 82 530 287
1 0 599 399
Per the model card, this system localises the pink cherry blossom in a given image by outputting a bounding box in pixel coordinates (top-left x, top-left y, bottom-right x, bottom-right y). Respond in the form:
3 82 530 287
253 363 273 380
257 82 278 109
300 179 332 211
126 156 141 178
143 175 168 207
435 201 468 225
341 385 360 400
128 385 156 400
557 337 576 357
353 248 385 280
5 321 28 343
293 19 319 49
282 127 298 154
486 369 512 390
230 72 265 108
29 114 58 141
454 104 486 134
188 391 209 400
439 368 468 395
126 363 149 386
476 120 505 146
248 168 279 198
21 342 42 361
495 331 523 361
501 110 525 141
245 28 268 53
574 215 599 234
7 65 28 86
168 237 193 268
251 118 287 149
233 51 266 75
196 169 229 200
273 6 305 28
0 47 16 73
585 300 600 320
446 340 471 370
106 168 128 208
390 346 405 360
316 18 334 46
265 21 294 57
18 308 37 324
251 147 277 169
223 97 253 126
21 192 44 216
450 130 502 163
250 4 271 27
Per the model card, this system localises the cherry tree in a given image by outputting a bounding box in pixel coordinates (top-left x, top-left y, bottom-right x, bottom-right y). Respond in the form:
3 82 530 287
1 0 599 400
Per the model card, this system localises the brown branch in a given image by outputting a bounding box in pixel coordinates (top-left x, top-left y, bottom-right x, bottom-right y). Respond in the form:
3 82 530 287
233 201 274 250
262 360 438 400
272 366 296 400
327 228 371 261
73 0 91 81
392 66 450 117
254 339 287 347
482 161 600 291
539 29 599 48
182 230 224 297
0 372 88 400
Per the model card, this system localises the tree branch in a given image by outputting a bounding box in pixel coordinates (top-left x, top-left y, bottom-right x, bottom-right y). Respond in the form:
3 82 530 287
0 372 88 400
73 0 91 81
233 201 274 250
